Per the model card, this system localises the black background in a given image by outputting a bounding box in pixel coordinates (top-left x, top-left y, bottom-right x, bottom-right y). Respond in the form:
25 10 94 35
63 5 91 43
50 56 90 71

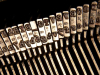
0 0 95 29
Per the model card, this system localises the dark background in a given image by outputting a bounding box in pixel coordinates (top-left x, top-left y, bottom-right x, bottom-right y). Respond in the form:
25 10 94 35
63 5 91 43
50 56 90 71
0 0 96 29
0 0 100 75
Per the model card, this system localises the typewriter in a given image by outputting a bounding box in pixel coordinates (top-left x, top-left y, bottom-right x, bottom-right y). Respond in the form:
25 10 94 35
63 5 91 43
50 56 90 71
0 0 100 75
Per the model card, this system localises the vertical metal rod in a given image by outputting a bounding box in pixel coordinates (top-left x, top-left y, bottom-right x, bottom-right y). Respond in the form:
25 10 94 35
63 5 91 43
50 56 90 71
27 49 37 75
43 45 47 53
23 51 35 75
66 47 79 75
21 62 28 75
6 57 10 64
0 68 4 75
55 38 66 75
6 57 16 75
78 43 94 75
11 54 23 75
72 35 87 75
10 65 16 75
37 57 47 75
60 39 63 48
32 48 37 56
16 53 23 75
48 53 59 75
55 51 66 75
84 31 100 74
5 67 10 75
17 52 22 61
97 27 100 43
0 58 5 66
21 52 28 75
16 63 23 75
84 40 100 75
97 35 100 43
91 38 100 59
32 58 41 75
27 60 35 75
22 52 27 60
96 27 99 35
43 45 54 75
43 55 54 75
55 42 58 50
60 49 73 75
49 44 59 75
11 55 16 63
60 39 73 75
90 29 100 59
27 49 32 58
49 45 52 52
72 45 87 75
0 58 10 75
38 48 42 55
